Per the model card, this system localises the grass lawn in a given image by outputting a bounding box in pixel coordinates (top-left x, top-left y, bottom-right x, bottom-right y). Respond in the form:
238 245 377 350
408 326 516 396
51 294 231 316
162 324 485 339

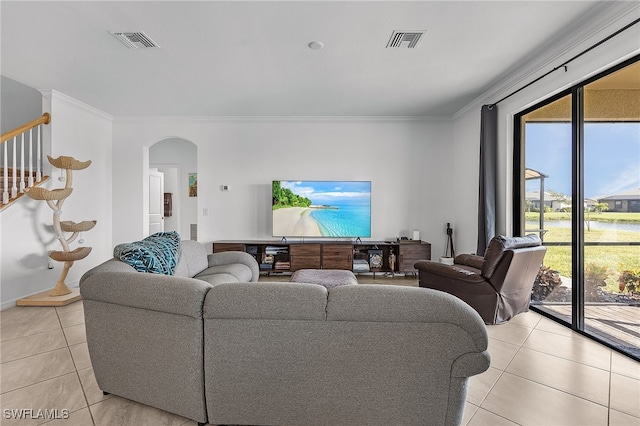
540 227 639 243
536 225 639 294
526 211 640 223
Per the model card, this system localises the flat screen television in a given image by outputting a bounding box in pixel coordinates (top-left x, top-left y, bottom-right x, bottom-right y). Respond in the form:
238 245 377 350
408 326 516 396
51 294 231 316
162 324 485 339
272 180 371 238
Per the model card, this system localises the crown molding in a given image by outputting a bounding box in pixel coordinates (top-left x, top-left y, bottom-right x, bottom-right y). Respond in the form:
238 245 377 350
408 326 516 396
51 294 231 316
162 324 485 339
113 115 452 124
39 90 113 121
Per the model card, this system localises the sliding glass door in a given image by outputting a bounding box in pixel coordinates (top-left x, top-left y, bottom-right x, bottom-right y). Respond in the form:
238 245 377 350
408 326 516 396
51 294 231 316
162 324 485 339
515 56 640 360
582 66 640 357
519 94 574 322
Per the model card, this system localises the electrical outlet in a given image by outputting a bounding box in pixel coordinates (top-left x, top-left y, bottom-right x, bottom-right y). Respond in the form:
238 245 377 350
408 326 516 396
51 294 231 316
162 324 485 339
203 208 209 216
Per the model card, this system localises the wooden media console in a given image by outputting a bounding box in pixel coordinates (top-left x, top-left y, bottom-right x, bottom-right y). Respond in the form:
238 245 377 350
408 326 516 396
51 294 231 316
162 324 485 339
212 240 431 275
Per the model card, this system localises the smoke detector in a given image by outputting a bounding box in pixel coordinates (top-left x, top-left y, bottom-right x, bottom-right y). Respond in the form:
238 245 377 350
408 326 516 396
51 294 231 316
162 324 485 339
109 31 160 49
386 30 426 48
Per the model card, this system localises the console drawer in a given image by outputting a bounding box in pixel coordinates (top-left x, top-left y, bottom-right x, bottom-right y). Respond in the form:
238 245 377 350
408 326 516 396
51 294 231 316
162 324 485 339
213 243 245 253
322 244 353 270
290 244 321 270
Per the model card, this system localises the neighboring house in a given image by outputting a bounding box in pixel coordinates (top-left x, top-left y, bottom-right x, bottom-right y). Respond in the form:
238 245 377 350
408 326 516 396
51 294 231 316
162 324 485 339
584 198 598 209
598 188 640 212
525 190 571 212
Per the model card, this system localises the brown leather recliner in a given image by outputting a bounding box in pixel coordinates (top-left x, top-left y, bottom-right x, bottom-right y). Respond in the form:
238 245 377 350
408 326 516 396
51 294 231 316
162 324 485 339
414 235 546 325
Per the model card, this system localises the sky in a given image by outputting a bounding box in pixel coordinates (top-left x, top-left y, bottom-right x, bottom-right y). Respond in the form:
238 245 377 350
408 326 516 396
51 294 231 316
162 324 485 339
525 122 640 199
280 180 371 205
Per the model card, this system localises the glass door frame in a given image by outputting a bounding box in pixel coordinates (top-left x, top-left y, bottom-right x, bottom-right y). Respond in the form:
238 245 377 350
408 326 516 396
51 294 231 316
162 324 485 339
513 54 640 360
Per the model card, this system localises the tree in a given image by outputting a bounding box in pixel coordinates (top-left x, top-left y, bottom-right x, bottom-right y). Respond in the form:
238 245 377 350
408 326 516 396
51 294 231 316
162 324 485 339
547 190 570 211
593 202 609 213
272 181 312 209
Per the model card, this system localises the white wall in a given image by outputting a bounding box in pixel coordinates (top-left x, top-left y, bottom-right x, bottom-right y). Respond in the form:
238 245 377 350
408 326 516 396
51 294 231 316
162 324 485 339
0 91 113 309
150 138 198 238
113 117 454 256
450 9 640 256
1 76 42 134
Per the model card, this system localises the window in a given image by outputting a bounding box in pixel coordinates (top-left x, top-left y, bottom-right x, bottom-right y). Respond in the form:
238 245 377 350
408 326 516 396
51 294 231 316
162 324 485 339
514 56 640 360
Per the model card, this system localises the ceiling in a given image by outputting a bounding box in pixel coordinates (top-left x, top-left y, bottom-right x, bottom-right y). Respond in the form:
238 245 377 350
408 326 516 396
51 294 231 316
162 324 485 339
0 1 631 117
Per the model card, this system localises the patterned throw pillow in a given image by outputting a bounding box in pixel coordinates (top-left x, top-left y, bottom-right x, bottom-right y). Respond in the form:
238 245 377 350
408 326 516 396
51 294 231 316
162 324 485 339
114 231 182 275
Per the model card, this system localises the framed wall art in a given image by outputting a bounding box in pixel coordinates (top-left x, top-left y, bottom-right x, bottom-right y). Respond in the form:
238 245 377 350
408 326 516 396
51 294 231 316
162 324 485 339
188 173 197 197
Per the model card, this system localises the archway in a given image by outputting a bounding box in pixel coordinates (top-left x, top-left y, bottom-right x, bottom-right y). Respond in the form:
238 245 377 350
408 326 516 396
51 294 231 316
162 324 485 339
149 138 197 240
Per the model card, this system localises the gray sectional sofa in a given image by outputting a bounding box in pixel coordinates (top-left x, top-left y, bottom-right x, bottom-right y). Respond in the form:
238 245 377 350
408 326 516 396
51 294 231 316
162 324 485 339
80 240 490 426
81 239 260 286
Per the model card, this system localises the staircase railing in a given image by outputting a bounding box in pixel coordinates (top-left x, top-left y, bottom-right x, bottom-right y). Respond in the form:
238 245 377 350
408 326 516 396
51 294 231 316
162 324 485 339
1 113 51 208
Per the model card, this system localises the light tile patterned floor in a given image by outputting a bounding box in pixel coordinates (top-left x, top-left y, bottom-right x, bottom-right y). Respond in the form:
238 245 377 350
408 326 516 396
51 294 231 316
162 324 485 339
1 276 638 425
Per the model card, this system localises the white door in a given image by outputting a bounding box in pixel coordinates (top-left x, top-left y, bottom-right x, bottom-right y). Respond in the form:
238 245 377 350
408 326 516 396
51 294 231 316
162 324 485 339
149 170 164 235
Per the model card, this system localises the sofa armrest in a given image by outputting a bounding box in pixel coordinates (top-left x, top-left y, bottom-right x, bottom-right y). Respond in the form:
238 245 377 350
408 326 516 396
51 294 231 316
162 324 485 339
80 258 135 284
207 251 260 282
451 351 491 378
454 254 485 270
80 271 212 318
81 270 210 423
414 260 485 284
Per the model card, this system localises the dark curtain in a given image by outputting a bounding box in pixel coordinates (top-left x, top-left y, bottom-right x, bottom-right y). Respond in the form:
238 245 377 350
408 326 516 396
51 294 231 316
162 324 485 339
477 104 498 255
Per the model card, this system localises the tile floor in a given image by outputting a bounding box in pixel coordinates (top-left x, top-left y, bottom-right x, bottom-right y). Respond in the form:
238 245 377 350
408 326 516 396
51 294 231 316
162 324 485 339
1 277 639 425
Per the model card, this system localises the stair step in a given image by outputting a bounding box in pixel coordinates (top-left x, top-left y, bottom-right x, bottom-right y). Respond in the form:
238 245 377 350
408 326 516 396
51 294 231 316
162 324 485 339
0 171 50 210
0 169 40 185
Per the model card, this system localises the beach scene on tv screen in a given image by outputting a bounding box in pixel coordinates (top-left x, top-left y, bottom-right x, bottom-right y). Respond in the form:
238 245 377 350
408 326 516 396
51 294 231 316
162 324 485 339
272 180 371 237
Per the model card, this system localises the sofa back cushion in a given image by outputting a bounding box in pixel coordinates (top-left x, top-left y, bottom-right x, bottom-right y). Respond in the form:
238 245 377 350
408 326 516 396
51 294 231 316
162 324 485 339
204 282 327 320
481 234 541 278
203 283 490 426
327 285 488 348
79 258 136 285
174 240 209 278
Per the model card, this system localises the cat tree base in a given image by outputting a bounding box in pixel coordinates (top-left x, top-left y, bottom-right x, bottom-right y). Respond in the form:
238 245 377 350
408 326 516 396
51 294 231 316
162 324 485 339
16 287 81 307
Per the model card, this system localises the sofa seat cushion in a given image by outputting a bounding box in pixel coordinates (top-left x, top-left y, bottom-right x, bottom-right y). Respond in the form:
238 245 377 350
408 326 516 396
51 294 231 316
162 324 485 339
197 273 240 286
194 263 253 283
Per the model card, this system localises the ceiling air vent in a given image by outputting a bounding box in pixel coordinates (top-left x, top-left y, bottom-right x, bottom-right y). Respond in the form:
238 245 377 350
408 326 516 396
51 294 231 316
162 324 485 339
109 31 160 49
386 30 426 48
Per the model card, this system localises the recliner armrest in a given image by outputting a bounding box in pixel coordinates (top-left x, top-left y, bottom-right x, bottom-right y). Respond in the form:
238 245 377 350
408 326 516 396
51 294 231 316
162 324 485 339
414 260 485 284
454 254 484 270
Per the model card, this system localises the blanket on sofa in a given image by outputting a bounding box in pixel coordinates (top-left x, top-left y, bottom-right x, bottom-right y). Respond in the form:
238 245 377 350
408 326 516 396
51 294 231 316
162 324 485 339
113 231 182 275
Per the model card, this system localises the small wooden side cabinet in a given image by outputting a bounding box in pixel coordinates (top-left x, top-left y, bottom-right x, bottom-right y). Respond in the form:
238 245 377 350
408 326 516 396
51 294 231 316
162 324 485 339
397 241 431 274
